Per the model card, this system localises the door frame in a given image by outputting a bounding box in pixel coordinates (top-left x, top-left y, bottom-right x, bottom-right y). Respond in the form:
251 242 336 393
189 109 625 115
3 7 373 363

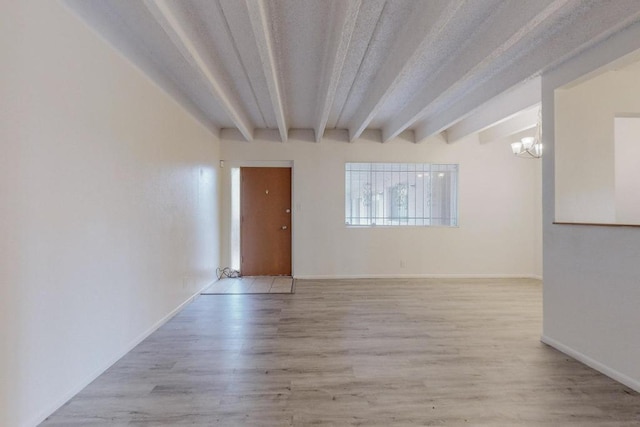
222 160 295 277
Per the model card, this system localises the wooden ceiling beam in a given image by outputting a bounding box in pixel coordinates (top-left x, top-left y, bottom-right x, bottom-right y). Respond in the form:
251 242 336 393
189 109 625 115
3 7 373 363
346 0 467 142
382 0 567 143
313 0 361 142
245 0 288 142
143 0 254 141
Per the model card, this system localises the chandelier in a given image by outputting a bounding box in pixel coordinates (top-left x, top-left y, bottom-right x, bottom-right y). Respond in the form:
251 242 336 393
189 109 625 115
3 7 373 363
511 109 542 158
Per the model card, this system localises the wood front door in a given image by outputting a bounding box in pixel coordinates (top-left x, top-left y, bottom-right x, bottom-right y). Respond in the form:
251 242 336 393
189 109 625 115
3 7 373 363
240 167 292 276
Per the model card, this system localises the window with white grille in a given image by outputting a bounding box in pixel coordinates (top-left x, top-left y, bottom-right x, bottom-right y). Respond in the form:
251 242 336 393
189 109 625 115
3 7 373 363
345 163 458 227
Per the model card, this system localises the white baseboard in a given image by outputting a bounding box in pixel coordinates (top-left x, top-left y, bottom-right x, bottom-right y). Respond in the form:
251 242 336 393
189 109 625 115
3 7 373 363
295 273 542 280
541 335 640 393
27 281 215 427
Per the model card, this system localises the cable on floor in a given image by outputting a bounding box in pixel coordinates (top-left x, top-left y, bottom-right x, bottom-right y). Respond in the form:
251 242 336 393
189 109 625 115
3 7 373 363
216 267 241 280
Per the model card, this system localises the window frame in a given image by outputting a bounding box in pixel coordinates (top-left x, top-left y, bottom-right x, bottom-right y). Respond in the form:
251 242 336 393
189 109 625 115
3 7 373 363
344 162 459 228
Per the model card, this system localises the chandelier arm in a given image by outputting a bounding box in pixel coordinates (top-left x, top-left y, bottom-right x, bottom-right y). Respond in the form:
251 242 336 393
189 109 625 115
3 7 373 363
510 107 542 159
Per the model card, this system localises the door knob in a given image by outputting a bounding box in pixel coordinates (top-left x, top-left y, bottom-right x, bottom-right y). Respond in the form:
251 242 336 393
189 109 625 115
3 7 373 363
281 225 288 230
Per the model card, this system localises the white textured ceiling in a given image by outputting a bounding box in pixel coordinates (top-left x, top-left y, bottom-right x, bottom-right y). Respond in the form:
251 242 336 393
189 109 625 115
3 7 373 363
64 0 640 143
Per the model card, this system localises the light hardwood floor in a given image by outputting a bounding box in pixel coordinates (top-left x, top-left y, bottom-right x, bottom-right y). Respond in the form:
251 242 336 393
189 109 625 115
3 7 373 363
42 278 640 426
202 276 294 294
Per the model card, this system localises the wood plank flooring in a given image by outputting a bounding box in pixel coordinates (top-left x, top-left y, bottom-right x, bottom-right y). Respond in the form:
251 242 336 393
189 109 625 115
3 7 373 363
41 278 640 426
201 276 294 294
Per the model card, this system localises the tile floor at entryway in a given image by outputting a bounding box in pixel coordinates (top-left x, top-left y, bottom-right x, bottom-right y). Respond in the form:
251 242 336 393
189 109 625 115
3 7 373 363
201 276 294 294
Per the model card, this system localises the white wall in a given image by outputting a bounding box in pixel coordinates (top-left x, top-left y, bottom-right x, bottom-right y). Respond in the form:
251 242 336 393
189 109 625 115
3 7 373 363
542 22 640 392
615 117 640 223
555 64 640 223
554 73 616 223
0 1 220 425
220 129 542 279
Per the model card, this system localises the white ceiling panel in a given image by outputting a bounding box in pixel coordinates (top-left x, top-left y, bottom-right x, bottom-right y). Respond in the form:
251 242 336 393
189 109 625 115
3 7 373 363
63 0 640 142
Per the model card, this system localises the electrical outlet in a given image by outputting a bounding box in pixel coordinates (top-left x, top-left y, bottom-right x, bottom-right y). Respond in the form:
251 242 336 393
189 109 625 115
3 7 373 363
400 260 406 268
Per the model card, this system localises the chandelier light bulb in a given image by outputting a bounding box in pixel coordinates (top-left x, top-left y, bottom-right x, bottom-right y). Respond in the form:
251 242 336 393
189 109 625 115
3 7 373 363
521 137 535 150
511 141 523 155
510 108 542 159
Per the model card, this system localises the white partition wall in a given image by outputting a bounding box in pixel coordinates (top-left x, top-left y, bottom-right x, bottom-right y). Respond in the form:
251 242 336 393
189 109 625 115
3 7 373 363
542 23 640 392
555 61 640 224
